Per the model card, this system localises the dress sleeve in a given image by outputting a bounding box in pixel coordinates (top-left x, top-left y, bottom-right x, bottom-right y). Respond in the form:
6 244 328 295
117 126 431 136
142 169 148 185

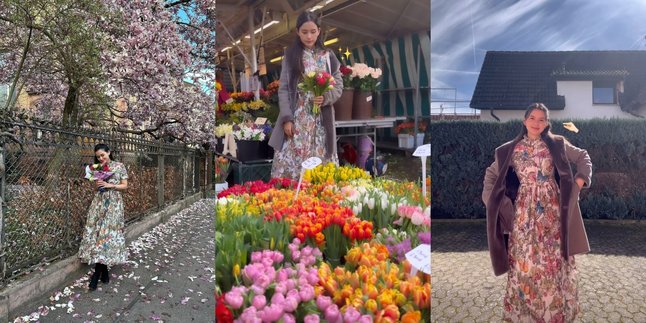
119 163 129 180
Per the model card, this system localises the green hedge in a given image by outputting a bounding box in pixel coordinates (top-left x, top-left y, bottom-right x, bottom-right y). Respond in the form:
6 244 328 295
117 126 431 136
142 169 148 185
431 119 646 220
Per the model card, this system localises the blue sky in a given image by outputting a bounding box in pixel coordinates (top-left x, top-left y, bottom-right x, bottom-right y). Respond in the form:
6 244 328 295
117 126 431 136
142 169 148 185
431 0 646 113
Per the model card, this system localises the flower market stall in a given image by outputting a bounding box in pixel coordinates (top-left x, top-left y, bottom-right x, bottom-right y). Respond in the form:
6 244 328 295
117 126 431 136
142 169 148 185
215 163 430 322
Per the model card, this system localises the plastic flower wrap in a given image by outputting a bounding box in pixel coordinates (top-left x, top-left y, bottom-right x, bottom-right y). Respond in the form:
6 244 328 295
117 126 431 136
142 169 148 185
215 156 230 183
84 163 114 192
298 70 336 114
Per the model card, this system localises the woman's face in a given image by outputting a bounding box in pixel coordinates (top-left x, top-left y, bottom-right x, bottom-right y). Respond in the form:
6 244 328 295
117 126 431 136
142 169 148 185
523 109 548 138
95 149 111 164
297 21 320 49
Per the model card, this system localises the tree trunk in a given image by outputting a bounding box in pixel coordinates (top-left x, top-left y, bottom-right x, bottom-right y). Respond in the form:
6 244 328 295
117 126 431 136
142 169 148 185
62 84 79 128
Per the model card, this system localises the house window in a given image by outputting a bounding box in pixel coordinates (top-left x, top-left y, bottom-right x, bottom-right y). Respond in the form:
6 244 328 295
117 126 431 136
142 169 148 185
593 80 617 104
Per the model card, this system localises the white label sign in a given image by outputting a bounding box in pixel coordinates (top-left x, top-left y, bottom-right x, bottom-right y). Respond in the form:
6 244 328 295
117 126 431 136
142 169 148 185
405 244 431 275
225 98 234 104
413 144 431 157
302 157 322 170
366 96 372 102
255 117 268 125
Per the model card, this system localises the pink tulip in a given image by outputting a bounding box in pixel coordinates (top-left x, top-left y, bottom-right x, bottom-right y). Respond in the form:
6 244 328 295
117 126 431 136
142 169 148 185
291 250 301 261
304 314 321 323
272 251 284 263
411 211 424 226
281 313 296 323
251 251 262 263
250 285 265 296
282 295 299 312
299 284 315 302
358 314 374 323
274 281 287 295
316 295 332 311
324 304 341 322
343 306 361 321
286 289 301 302
259 304 284 322
252 295 267 310
277 268 289 282
239 307 261 323
285 278 296 291
224 291 244 309
271 292 285 305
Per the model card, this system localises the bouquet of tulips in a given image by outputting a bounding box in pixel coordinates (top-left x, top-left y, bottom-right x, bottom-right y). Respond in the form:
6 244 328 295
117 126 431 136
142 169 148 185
215 156 230 183
84 163 114 192
298 70 336 114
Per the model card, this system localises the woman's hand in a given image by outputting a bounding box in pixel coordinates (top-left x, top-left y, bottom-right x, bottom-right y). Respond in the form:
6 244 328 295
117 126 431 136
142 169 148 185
283 121 294 138
575 178 585 189
96 180 114 189
312 96 324 106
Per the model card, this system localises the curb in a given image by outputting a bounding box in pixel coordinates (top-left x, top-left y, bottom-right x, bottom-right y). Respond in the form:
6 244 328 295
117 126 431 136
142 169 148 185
0 192 204 323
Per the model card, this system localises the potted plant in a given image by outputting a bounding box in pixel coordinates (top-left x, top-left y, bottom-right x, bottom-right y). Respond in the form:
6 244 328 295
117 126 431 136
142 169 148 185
395 120 427 148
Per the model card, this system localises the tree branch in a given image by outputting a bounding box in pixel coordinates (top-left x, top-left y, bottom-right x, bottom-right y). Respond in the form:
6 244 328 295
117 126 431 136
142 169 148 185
164 0 192 8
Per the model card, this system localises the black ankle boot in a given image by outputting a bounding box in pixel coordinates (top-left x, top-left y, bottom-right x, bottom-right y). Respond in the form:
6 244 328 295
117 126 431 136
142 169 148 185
88 265 101 291
100 264 110 284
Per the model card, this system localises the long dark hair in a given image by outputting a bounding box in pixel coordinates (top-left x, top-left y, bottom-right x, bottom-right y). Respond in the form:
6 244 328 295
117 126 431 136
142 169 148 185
93 143 113 164
514 102 554 141
285 12 325 84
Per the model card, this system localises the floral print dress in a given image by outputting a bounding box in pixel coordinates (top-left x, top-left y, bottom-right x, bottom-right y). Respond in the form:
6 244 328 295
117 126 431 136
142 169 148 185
505 136 579 322
78 161 129 266
271 49 339 179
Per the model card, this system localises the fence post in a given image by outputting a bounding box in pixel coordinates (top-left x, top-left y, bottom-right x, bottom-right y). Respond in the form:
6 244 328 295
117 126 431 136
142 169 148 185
0 143 6 279
157 141 165 210
182 149 187 199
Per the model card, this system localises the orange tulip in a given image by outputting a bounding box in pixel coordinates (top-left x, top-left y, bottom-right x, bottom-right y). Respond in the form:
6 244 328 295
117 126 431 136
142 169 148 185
401 311 422 323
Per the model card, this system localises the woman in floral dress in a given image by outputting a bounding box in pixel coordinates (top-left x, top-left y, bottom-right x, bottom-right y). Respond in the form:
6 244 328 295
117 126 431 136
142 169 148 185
268 11 343 179
483 103 592 322
78 143 129 291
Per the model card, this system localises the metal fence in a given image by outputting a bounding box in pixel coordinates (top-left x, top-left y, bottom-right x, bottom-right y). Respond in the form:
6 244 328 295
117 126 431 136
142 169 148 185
0 118 214 286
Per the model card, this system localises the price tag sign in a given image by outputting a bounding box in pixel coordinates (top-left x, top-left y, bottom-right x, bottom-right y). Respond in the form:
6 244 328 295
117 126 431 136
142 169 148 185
294 157 322 200
413 144 431 157
405 244 431 275
225 98 234 104
254 117 268 125
366 96 372 102
302 157 322 170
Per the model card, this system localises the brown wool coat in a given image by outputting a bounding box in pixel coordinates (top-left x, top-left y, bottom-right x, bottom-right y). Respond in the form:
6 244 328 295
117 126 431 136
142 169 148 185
482 134 592 276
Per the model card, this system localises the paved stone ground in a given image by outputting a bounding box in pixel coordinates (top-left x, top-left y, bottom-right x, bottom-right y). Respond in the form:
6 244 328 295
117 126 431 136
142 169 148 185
12 199 215 323
432 220 646 323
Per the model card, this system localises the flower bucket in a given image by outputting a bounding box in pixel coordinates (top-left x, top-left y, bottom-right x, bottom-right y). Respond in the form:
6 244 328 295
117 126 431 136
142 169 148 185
236 140 262 162
398 134 414 149
352 91 373 120
215 137 224 153
259 138 274 159
415 133 425 147
334 89 354 121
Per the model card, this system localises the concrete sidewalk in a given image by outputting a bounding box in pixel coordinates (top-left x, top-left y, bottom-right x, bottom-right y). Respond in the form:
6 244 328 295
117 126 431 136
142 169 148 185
11 199 215 323
431 220 646 322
